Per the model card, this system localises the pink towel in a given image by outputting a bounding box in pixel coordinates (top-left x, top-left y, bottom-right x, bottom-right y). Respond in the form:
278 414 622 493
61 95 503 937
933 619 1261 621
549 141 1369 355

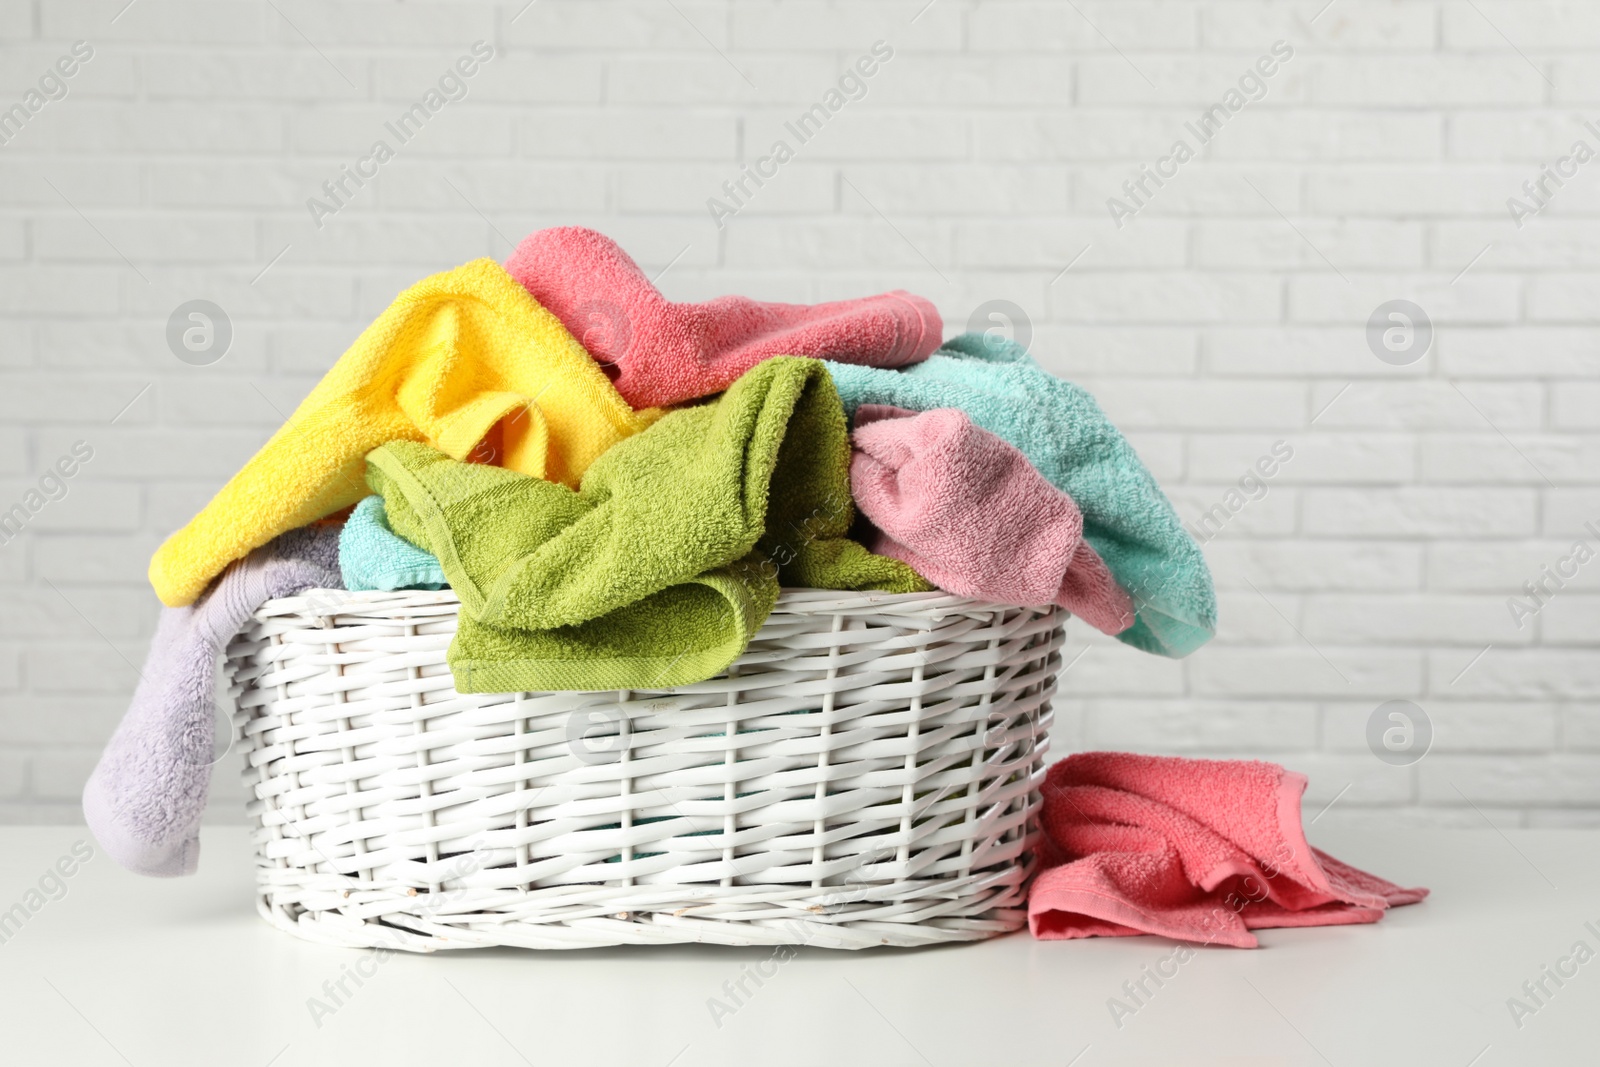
504 227 941 408
849 404 1135 636
1030 752 1429 948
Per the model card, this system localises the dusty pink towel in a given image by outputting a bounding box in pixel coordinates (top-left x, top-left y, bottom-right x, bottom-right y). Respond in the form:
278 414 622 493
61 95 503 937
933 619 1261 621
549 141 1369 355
1030 752 1429 948
504 227 941 408
849 404 1135 635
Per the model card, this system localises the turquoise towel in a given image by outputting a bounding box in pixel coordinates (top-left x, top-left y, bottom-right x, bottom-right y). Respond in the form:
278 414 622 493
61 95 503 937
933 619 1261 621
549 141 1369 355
826 333 1216 658
339 494 448 592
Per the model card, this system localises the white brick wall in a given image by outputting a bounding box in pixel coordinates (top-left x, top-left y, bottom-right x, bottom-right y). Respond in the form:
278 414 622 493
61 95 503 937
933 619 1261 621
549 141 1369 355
0 0 1594 829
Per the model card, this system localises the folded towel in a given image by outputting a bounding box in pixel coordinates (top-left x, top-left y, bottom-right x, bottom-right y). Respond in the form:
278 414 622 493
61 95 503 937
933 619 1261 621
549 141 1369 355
827 333 1216 657
504 226 942 408
84 525 344 877
340 494 447 592
1029 752 1428 948
148 258 660 607
850 404 1134 636
368 356 929 692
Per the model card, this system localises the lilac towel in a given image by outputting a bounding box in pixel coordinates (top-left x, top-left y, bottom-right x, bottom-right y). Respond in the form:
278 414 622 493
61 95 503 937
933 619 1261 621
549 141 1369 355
83 525 343 877
850 405 1135 636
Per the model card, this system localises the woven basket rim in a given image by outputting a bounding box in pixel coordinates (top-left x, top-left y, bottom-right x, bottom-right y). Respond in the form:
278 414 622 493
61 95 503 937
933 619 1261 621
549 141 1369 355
254 586 1040 620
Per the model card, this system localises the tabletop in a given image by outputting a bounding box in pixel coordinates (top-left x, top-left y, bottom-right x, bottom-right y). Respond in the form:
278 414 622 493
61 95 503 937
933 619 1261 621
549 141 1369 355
0 825 1593 1066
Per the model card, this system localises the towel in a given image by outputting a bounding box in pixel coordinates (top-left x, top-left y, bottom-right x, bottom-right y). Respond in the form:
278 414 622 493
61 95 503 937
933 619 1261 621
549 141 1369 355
148 258 660 607
340 494 447 592
367 356 929 693
1029 752 1429 948
850 404 1135 636
827 333 1216 658
84 525 344 877
504 226 942 408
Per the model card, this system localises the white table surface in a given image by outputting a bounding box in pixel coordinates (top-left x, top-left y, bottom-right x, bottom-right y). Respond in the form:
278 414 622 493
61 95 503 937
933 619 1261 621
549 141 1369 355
0 825 1593 1066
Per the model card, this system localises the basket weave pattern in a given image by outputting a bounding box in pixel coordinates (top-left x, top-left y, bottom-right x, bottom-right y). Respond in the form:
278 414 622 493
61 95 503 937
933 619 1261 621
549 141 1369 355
224 588 1063 951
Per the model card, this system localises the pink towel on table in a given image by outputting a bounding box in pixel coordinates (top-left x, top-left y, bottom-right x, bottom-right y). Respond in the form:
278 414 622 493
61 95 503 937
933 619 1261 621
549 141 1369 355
849 404 1135 636
1030 752 1429 948
504 227 941 408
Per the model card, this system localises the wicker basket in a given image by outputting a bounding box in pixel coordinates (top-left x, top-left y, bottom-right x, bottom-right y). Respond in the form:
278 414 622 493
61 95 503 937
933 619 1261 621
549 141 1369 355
223 587 1064 951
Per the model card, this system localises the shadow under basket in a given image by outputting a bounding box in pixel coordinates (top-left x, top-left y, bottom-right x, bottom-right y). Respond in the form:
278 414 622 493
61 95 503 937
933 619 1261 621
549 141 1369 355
223 588 1064 952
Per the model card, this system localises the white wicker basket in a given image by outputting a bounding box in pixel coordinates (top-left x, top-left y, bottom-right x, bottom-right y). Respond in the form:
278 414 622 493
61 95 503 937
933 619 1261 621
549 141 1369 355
223 588 1064 951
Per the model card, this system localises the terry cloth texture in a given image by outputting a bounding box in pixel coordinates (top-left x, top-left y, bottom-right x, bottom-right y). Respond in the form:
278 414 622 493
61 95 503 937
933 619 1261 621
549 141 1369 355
149 258 659 607
850 404 1134 636
340 494 448 591
504 226 942 408
85 525 344 877
1028 752 1429 947
367 356 929 693
827 333 1216 658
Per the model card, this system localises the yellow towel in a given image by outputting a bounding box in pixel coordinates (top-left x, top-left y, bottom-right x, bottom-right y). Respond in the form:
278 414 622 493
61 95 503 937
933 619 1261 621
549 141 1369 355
149 258 659 607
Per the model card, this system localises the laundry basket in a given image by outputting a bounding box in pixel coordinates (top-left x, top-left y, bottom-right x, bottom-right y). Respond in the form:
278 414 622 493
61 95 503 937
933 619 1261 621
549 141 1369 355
223 588 1064 951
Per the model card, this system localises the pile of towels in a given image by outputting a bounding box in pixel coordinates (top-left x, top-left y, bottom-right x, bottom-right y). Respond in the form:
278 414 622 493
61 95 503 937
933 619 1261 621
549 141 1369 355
83 228 1425 943
88 226 1222 879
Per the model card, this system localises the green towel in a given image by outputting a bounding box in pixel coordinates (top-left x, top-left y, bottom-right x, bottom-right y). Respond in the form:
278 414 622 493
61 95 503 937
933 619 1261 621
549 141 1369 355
367 356 927 692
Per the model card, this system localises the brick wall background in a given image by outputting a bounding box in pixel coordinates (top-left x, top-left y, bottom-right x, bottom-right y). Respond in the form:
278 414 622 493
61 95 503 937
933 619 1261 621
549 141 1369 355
0 0 1595 827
